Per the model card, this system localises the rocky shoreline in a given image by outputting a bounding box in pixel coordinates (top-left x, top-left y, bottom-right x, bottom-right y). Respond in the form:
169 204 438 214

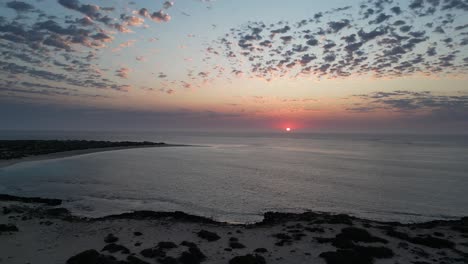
1 194 467 264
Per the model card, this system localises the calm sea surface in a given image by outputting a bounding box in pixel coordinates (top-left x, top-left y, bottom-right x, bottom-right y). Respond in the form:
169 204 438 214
0 131 467 223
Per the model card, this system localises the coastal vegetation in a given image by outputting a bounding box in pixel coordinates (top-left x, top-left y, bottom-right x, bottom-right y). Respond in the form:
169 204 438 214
0 140 165 160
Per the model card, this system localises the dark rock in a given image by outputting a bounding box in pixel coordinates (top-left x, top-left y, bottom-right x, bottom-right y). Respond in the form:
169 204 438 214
135 242 142 247
104 234 119 243
229 237 239 242
411 247 429 258
273 233 293 246
0 224 18 233
66 249 118 264
67 250 99 264
0 194 62 206
386 230 454 249
134 231 143 236
411 236 454 249
305 227 324 233
181 241 198 248
292 233 306 240
254 248 268 253
315 237 333 244
159 256 178 264
99 211 217 224
140 248 154 258
273 233 291 240
40 221 53 226
461 217 468 226
453 225 468 234
102 243 130 254
45 208 70 217
320 245 393 264
317 227 388 250
2 207 12 215
355 245 394 258
197 230 220 241
274 240 290 247
127 255 150 264
230 242 246 249
320 249 373 264
178 246 206 264
140 247 166 258
337 227 388 244
326 214 353 225
158 241 178 250
398 242 409 249
229 254 266 264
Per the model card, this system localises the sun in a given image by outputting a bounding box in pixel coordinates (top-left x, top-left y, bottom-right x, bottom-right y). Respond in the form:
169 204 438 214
286 127 291 132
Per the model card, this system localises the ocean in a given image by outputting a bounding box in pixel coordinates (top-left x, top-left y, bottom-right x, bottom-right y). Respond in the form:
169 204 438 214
0 131 467 223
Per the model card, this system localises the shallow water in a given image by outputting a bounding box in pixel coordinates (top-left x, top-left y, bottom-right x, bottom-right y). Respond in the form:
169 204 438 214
0 131 467 223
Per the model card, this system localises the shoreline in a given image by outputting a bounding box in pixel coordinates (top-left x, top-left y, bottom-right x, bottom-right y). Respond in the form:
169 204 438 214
0 194 466 227
1 194 467 264
0 144 189 169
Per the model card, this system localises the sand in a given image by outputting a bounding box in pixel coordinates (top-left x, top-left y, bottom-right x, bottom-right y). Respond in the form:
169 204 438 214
0 197 467 264
0 144 186 169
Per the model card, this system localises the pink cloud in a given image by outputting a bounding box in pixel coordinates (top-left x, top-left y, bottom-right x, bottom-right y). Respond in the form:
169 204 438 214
116 67 131 79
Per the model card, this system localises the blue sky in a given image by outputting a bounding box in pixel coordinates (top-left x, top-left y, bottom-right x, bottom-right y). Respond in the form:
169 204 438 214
0 0 467 132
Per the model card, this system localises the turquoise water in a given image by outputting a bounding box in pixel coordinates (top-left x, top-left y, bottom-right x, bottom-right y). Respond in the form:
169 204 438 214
0 131 467 223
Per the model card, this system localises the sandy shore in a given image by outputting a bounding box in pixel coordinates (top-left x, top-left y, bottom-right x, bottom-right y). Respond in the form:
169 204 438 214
0 196 467 264
0 144 186 169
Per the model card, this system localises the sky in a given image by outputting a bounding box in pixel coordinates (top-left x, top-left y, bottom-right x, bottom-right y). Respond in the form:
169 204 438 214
0 0 467 133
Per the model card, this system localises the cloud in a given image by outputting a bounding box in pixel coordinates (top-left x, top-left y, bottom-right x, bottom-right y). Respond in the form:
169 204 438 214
122 15 144 26
115 67 131 79
203 0 468 82
328 20 350 33
6 1 34 12
43 35 72 51
163 1 174 9
91 32 113 42
348 91 468 116
151 10 171 22
58 0 101 20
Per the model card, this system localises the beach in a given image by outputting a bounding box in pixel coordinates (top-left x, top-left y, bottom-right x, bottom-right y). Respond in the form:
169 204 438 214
1 138 467 263
2 0 467 262
1 195 467 264
0 142 187 169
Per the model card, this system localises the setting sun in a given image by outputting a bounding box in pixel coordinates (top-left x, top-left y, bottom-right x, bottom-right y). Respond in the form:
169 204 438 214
286 128 291 132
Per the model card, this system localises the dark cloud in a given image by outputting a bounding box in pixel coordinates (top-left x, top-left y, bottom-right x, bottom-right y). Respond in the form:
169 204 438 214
6 1 34 12
58 0 101 20
43 35 72 51
151 10 171 22
390 6 402 15
370 13 391 24
328 20 350 33
203 0 467 81
348 91 468 116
